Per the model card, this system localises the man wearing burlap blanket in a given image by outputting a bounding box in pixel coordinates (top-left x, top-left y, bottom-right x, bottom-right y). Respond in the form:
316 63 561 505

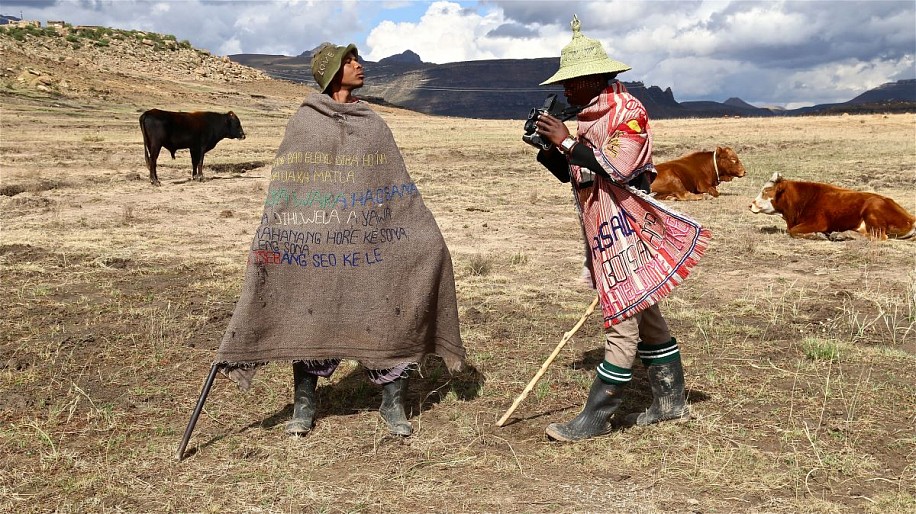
215 43 465 437
533 16 711 442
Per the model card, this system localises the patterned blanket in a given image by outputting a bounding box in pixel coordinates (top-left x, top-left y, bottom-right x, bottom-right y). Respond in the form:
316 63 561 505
571 83 711 326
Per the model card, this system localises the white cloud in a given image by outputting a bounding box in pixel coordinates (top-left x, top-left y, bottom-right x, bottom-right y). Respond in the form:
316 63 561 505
780 55 916 107
150 2 170 16
365 0 606 63
219 37 244 56
4 0 912 107
365 1 497 62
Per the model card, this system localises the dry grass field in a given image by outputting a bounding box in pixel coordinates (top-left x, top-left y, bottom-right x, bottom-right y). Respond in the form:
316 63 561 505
1 31 915 514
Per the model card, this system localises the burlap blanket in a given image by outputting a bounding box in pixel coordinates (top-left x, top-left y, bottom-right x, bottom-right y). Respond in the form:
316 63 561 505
215 94 465 388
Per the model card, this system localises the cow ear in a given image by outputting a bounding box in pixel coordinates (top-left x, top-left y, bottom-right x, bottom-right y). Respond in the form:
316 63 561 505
773 180 787 198
770 171 782 183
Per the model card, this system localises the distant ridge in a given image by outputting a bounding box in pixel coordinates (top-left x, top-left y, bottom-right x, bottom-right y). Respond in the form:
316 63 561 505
379 50 424 65
724 97 757 109
229 51 916 120
848 79 916 104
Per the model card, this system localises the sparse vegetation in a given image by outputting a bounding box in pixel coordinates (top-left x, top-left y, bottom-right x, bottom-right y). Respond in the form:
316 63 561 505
0 24 58 41
467 253 495 276
0 26 913 514
801 337 840 361
1 24 192 54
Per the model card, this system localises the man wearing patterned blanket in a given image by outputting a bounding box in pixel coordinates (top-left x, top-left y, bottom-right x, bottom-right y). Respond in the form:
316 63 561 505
533 16 710 442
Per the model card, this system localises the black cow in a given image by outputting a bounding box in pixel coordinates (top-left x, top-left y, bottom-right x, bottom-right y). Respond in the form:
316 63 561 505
139 109 246 186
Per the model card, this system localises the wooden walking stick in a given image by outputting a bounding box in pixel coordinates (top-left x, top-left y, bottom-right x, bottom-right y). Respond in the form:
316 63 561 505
496 295 599 427
176 363 221 461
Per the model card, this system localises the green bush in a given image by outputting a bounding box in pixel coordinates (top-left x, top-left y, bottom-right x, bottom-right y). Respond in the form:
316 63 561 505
1 25 57 41
3 27 28 41
75 27 112 41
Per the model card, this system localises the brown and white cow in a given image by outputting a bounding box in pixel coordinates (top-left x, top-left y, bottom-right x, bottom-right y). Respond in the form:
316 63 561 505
750 172 916 240
651 146 746 200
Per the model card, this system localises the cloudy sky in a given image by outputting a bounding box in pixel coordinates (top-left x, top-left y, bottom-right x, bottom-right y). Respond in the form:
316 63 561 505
6 0 915 108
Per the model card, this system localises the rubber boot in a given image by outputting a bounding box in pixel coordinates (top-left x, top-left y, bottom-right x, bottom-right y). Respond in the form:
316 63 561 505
285 362 318 435
545 377 625 442
379 377 413 436
631 358 690 426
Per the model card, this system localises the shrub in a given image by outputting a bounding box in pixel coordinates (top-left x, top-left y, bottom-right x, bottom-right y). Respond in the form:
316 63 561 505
468 254 495 276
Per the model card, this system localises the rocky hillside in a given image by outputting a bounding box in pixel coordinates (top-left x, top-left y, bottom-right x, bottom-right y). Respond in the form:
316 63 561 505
0 24 282 108
231 50 778 120
234 46 916 120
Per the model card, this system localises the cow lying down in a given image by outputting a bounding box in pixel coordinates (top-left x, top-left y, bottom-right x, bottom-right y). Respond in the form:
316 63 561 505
651 146 746 200
750 172 916 240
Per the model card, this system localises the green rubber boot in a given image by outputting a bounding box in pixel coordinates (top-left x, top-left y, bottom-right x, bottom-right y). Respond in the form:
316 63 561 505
546 377 625 442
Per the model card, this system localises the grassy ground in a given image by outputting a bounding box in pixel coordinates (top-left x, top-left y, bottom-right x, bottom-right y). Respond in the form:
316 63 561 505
1 53 915 512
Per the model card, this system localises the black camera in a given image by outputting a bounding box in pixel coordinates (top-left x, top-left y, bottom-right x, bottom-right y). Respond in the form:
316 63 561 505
522 94 569 150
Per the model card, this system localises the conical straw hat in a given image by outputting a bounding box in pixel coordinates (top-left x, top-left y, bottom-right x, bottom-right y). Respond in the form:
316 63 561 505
540 15 631 85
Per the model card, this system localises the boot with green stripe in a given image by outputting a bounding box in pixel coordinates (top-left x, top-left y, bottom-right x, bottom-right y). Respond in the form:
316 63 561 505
630 339 690 426
546 375 626 442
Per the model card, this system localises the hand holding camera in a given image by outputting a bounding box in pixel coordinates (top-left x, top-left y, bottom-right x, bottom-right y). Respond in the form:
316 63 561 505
522 94 584 150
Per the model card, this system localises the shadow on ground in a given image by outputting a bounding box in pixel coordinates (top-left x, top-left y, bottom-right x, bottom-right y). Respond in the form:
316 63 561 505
244 357 484 431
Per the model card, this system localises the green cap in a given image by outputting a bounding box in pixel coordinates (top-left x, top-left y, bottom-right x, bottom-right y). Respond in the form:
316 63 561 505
540 15 631 85
311 42 359 92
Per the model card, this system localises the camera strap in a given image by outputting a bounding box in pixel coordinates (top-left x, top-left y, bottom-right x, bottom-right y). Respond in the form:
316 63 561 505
556 99 596 122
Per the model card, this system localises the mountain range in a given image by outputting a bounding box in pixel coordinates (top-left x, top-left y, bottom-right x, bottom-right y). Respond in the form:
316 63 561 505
230 48 916 120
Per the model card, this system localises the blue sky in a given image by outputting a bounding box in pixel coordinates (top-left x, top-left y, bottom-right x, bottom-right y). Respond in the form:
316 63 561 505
4 1 915 109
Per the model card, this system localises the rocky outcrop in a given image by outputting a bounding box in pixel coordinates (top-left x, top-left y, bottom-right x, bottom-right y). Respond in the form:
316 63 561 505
0 26 269 101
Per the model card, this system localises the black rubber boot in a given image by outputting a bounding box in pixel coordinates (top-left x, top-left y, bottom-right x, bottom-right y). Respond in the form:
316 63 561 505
545 377 625 442
285 362 318 435
380 377 413 436
631 358 689 426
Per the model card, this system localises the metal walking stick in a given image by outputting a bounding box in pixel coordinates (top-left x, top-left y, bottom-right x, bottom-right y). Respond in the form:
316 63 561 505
176 363 221 461
496 296 599 427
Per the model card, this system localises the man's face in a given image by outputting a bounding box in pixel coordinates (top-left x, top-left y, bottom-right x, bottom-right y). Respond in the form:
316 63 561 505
339 51 364 90
562 75 606 106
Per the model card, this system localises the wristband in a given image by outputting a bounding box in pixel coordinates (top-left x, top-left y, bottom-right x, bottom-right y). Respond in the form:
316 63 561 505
559 136 578 154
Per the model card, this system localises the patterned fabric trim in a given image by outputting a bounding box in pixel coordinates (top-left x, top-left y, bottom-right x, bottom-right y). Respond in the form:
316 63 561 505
366 362 414 385
295 359 414 385
597 360 633 384
295 359 341 377
637 338 680 365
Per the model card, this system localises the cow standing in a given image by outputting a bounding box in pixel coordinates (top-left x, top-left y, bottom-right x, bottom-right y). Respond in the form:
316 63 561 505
651 146 746 200
139 109 246 186
750 172 916 240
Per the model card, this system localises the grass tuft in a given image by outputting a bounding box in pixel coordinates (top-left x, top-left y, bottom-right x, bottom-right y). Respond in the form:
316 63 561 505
467 253 495 276
801 337 840 361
